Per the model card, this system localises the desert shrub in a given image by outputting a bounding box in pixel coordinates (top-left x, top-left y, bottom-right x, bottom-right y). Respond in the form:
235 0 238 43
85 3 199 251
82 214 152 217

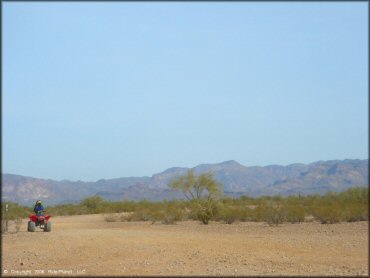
247 196 306 224
130 201 184 224
103 213 120 222
56 204 89 216
148 209 165 224
338 187 368 203
45 204 63 216
80 196 104 214
72 205 88 215
120 212 134 222
169 170 223 225
248 201 263 222
160 201 186 224
238 195 255 204
220 197 235 206
99 202 115 213
189 199 218 225
240 207 255 222
15 218 22 232
131 209 153 222
47 203 95 216
265 203 286 225
284 205 305 223
143 209 175 224
1 220 9 233
1 202 30 233
312 204 342 224
341 203 368 222
2 202 30 220
251 199 285 225
99 201 133 214
161 214 178 224
282 196 306 223
308 187 368 224
48 200 139 216
338 187 368 222
118 201 137 213
130 201 160 222
103 201 186 224
212 202 226 222
47 204 72 216
220 206 239 224
215 203 248 224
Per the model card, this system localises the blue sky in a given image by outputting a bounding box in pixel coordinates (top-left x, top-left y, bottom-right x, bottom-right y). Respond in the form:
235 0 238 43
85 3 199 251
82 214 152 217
3 2 368 181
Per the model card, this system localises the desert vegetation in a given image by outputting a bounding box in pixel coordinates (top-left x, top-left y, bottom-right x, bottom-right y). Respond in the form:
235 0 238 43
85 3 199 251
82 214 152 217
1 202 29 233
33 186 370 226
2 175 368 229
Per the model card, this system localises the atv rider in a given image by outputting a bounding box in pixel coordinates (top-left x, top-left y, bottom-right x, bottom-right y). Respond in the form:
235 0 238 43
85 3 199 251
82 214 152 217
34 200 45 216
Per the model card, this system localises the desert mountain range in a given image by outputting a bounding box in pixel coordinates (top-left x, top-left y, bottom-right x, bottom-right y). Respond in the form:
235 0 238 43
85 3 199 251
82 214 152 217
2 159 368 205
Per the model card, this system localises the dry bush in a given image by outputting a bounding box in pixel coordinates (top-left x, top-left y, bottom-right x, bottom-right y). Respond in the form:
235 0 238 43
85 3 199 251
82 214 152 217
189 199 218 225
266 205 285 226
253 202 285 226
161 215 176 224
103 213 120 222
160 204 186 224
2 219 9 233
250 202 285 225
341 204 368 222
304 215 315 222
15 218 22 233
130 209 153 222
284 205 305 223
160 208 185 224
120 212 134 222
312 205 342 224
215 204 247 224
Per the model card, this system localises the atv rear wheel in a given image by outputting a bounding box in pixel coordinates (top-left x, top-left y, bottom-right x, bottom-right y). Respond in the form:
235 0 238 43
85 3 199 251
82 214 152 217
44 222 51 232
28 221 36 232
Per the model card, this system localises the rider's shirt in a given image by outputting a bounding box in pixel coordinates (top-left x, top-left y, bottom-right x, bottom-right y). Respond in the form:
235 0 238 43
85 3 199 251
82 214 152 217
34 204 44 214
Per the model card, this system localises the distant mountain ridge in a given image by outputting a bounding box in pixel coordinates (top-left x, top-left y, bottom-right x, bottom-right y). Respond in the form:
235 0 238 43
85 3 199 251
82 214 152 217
2 159 368 205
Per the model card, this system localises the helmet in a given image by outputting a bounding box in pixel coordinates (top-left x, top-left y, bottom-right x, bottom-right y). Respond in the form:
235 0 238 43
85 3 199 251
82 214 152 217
36 200 42 205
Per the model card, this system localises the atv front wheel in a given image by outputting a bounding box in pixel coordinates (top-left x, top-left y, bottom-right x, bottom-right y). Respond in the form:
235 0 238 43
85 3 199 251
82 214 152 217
44 222 51 232
28 221 36 232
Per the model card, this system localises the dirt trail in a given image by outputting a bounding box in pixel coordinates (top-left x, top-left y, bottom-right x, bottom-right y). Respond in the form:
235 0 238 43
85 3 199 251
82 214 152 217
2 214 368 276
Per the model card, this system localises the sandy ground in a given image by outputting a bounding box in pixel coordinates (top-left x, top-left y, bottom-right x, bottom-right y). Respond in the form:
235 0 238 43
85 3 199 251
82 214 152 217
2 214 368 276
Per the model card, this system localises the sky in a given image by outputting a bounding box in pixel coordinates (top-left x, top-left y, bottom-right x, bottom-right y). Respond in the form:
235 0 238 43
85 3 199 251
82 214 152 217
3 2 368 181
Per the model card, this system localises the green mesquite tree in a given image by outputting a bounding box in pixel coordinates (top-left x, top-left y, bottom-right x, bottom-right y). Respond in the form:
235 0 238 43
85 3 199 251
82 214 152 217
169 170 223 224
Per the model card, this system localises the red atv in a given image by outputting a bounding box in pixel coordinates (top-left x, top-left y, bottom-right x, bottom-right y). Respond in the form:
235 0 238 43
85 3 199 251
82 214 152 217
28 211 52 232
